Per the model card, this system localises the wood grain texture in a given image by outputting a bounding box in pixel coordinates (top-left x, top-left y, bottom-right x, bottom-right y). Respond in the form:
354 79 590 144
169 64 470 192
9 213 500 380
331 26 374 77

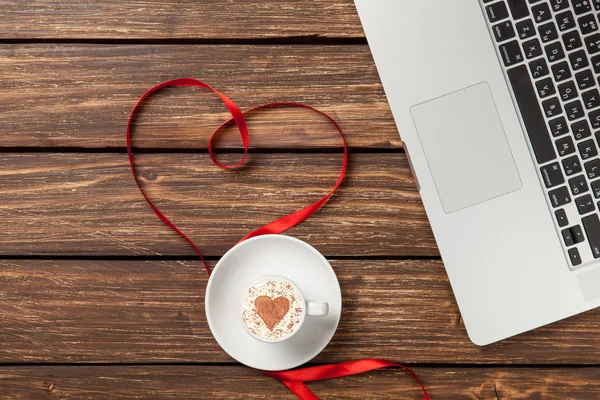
0 152 435 257
0 1 364 40
3 259 600 364
0 44 398 149
2 365 599 400
0 2 585 396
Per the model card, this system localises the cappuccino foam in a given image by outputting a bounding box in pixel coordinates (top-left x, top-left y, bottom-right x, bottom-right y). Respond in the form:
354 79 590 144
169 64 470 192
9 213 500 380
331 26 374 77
241 279 304 341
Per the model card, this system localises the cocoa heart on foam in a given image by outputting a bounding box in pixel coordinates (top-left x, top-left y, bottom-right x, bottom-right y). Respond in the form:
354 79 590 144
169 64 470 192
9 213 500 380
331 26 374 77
254 296 291 331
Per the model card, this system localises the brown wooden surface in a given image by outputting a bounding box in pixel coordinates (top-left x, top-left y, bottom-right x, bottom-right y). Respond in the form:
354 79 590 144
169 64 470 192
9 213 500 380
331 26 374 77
0 1 594 399
2 366 599 399
0 153 434 257
0 1 364 39
0 45 397 149
3 259 600 365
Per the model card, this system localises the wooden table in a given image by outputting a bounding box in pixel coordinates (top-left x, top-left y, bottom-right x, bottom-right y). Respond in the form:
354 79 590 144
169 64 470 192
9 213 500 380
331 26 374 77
1 1 599 398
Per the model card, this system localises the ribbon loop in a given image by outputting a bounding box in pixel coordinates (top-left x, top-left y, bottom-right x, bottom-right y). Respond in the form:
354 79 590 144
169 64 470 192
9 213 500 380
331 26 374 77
127 79 347 275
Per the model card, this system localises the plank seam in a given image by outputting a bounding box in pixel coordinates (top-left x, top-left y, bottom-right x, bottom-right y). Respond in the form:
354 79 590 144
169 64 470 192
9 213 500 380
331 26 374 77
0 148 404 154
0 37 368 45
0 362 595 368
0 255 439 261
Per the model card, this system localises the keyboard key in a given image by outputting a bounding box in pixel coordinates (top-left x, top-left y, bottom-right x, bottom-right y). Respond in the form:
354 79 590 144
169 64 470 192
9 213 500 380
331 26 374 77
551 0 571 11
499 40 524 66
541 162 566 188
572 224 585 243
549 186 572 207
556 136 576 156
532 3 552 23
565 99 584 120
590 109 600 128
543 97 562 117
585 33 600 54
578 13 598 34
591 179 600 198
583 88 600 109
530 58 550 78
486 2 509 22
508 0 529 19
569 50 589 71
493 21 516 42
576 69 594 89
572 119 592 140
556 10 576 31
585 158 600 179
556 208 570 227
572 225 585 244
507 0 530 19
569 174 589 195
507 65 557 164
576 194 596 214
516 19 536 39
579 139 598 159
573 125 598 148
594 0 600 10
583 213 600 257
543 97 562 118
591 55 600 73
572 0 592 14
568 247 582 266
536 77 556 98
546 42 566 62
550 116 569 136
552 61 571 82
558 80 578 101
524 38 543 59
539 21 559 42
562 227 576 245
563 155 583 175
563 30 583 51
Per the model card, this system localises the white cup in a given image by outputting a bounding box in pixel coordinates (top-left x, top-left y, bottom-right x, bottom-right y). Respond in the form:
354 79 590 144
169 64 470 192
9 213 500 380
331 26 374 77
240 276 329 343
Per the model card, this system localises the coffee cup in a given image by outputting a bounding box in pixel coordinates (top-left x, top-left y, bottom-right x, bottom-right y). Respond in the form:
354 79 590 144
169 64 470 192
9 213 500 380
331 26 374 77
240 276 329 343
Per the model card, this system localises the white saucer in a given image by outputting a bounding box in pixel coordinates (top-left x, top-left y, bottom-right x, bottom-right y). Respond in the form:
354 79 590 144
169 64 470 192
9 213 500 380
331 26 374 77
205 234 342 371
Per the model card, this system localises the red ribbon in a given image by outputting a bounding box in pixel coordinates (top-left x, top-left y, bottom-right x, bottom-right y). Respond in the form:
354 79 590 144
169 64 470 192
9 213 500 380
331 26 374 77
126 78 430 400
265 359 430 400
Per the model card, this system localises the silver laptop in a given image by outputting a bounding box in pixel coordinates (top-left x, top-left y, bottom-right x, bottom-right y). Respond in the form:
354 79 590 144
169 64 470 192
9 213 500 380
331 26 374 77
355 0 600 345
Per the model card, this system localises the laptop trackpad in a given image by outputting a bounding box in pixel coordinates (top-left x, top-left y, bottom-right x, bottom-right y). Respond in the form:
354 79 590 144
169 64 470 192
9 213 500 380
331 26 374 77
410 82 522 214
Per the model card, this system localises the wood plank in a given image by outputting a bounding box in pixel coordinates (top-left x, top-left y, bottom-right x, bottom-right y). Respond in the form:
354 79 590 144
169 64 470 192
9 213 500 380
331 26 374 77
1 365 598 399
0 153 435 257
0 44 397 149
0 1 364 40
3 259 600 364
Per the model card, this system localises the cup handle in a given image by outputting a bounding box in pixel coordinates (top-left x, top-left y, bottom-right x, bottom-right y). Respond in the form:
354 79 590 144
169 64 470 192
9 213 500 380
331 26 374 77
306 301 329 316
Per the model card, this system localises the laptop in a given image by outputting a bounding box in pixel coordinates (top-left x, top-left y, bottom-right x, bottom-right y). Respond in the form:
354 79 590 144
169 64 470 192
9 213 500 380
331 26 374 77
355 0 600 345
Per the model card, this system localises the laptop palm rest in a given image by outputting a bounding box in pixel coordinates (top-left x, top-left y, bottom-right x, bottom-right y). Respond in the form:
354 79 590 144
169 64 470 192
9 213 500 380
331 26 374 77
410 82 523 214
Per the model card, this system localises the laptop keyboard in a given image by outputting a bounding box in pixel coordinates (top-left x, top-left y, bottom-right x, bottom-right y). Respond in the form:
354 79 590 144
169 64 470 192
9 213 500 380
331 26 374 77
482 0 600 268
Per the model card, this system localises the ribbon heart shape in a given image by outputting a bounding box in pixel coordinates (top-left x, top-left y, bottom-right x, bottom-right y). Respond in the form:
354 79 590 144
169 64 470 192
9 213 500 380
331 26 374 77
126 78 347 276
126 78 430 400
